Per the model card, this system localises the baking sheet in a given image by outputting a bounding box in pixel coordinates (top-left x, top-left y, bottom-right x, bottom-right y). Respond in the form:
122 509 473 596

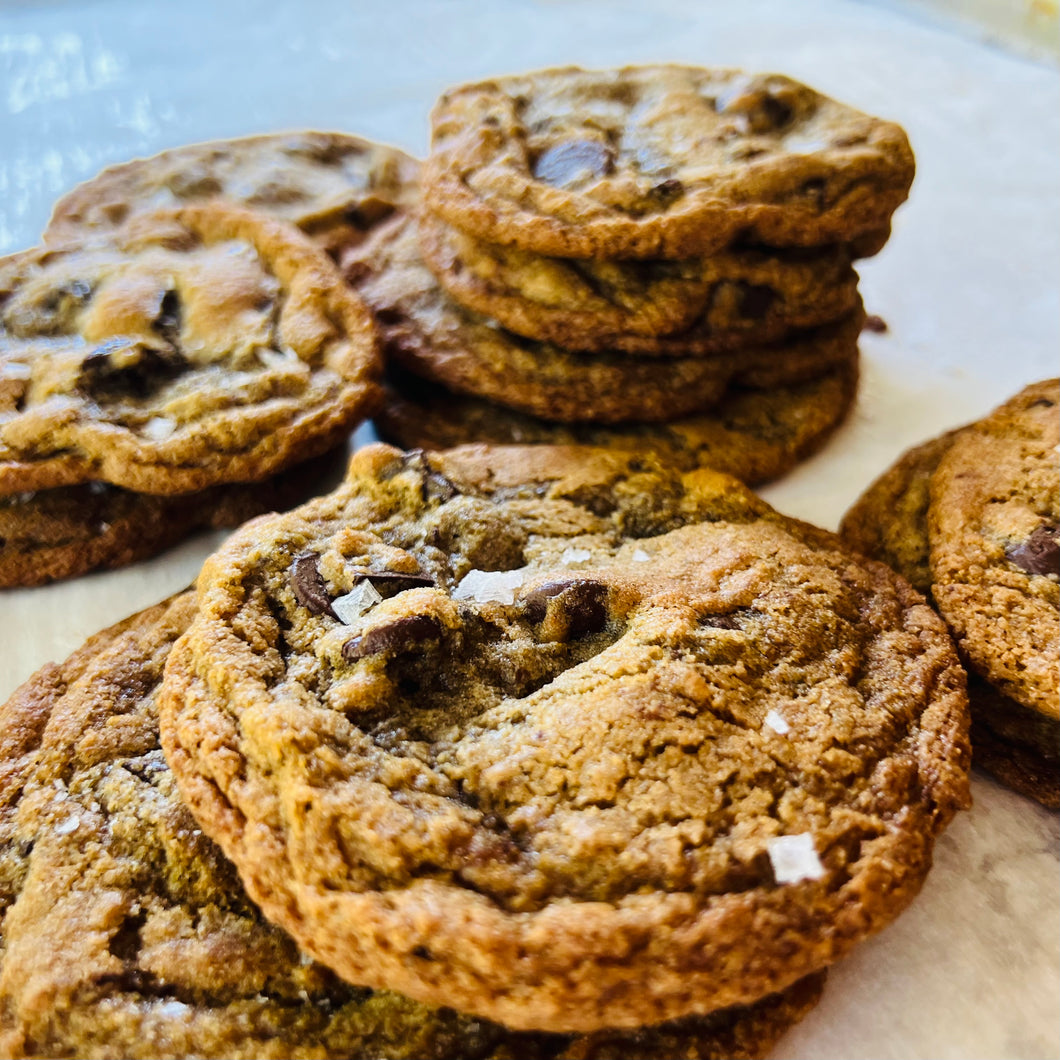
1 2 1057 1057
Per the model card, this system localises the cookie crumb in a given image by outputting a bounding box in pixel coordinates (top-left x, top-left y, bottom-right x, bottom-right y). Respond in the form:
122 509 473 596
767 834 824 884
863 314 888 333
561 547 592 566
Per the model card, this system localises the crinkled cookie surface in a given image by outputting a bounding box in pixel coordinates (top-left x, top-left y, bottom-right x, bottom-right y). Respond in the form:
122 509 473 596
160 442 969 1034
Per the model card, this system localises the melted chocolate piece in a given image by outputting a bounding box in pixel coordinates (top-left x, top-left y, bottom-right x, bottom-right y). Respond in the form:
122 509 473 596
1005 524 1060 578
522 577 609 639
78 339 186 398
701 613 740 630
396 449 460 503
533 140 615 187
349 567 437 593
290 551 338 618
342 614 442 661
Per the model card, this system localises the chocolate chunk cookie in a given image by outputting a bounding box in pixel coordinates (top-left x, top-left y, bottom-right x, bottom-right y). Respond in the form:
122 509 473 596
0 204 380 495
348 216 860 423
160 442 969 1033
840 380 1059 808
928 380 1059 715
376 359 859 486
419 212 861 352
0 592 825 1059
424 65 914 259
44 131 421 262
0 447 345 588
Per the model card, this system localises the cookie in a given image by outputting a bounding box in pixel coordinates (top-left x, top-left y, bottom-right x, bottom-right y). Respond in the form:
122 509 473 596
43 131 421 262
927 379 1059 715
419 211 861 352
0 203 380 495
0 592 825 1059
347 216 861 424
839 380 1059 808
375 359 859 485
160 442 969 1033
424 65 914 259
0 447 345 588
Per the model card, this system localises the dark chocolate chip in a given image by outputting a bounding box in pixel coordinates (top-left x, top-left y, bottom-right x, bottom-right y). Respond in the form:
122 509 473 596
349 567 436 593
533 140 616 187
342 614 442 661
1005 524 1060 578
290 551 338 618
701 614 740 630
395 449 460 503
78 339 186 398
651 178 685 205
716 85 794 133
522 578 609 638
738 284 777 321
152 288 182 347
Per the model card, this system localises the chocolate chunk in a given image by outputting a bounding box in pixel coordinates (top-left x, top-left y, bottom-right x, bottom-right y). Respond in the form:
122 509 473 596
533 140 615 187
522 577 609 639
78 339 186 398
342 614 442 661
1005 524 1060 578
651 178 685 205
396 449 460 503
701 613 740 630
290 551 338 618
152 288 182 347
738 284 776 320
716 85 794 133
349 567 436 593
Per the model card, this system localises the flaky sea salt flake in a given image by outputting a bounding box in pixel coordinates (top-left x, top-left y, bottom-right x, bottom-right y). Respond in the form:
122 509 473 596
332 580 384 624
143 416 176 441
632 548 651 562
767 833 824 884
560 547 592 566
55 814 80 835
453 568 526 605
764 710 790 735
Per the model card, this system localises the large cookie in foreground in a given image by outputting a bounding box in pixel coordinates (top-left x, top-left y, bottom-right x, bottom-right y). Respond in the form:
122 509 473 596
424 65 914 259
0 204 380 495
347 216 861 423
839 379 1059 809
43 131 421 261
0 592 825 1059
375 360 859 486
160 442 970 1033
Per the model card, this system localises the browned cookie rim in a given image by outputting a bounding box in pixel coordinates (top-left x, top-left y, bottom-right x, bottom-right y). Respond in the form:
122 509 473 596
419 211 862 353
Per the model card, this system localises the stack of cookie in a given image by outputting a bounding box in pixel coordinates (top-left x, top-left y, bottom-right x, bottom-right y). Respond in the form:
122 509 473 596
1 442 973 1058
364 65 915 485
0 132 421 586
841 379 1060 808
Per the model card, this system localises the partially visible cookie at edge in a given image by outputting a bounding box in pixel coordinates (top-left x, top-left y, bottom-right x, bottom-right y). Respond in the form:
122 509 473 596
43 131 422 262
0 446 347 588
0 203 381 495
0 591 825 1060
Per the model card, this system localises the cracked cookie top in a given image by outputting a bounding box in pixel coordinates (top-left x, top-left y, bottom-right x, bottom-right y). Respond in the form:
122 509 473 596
424 65 914 259
927 379 1060 717
0 591 826 1060
160 442 970 1034
0 204 380 495
44 131 421 262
